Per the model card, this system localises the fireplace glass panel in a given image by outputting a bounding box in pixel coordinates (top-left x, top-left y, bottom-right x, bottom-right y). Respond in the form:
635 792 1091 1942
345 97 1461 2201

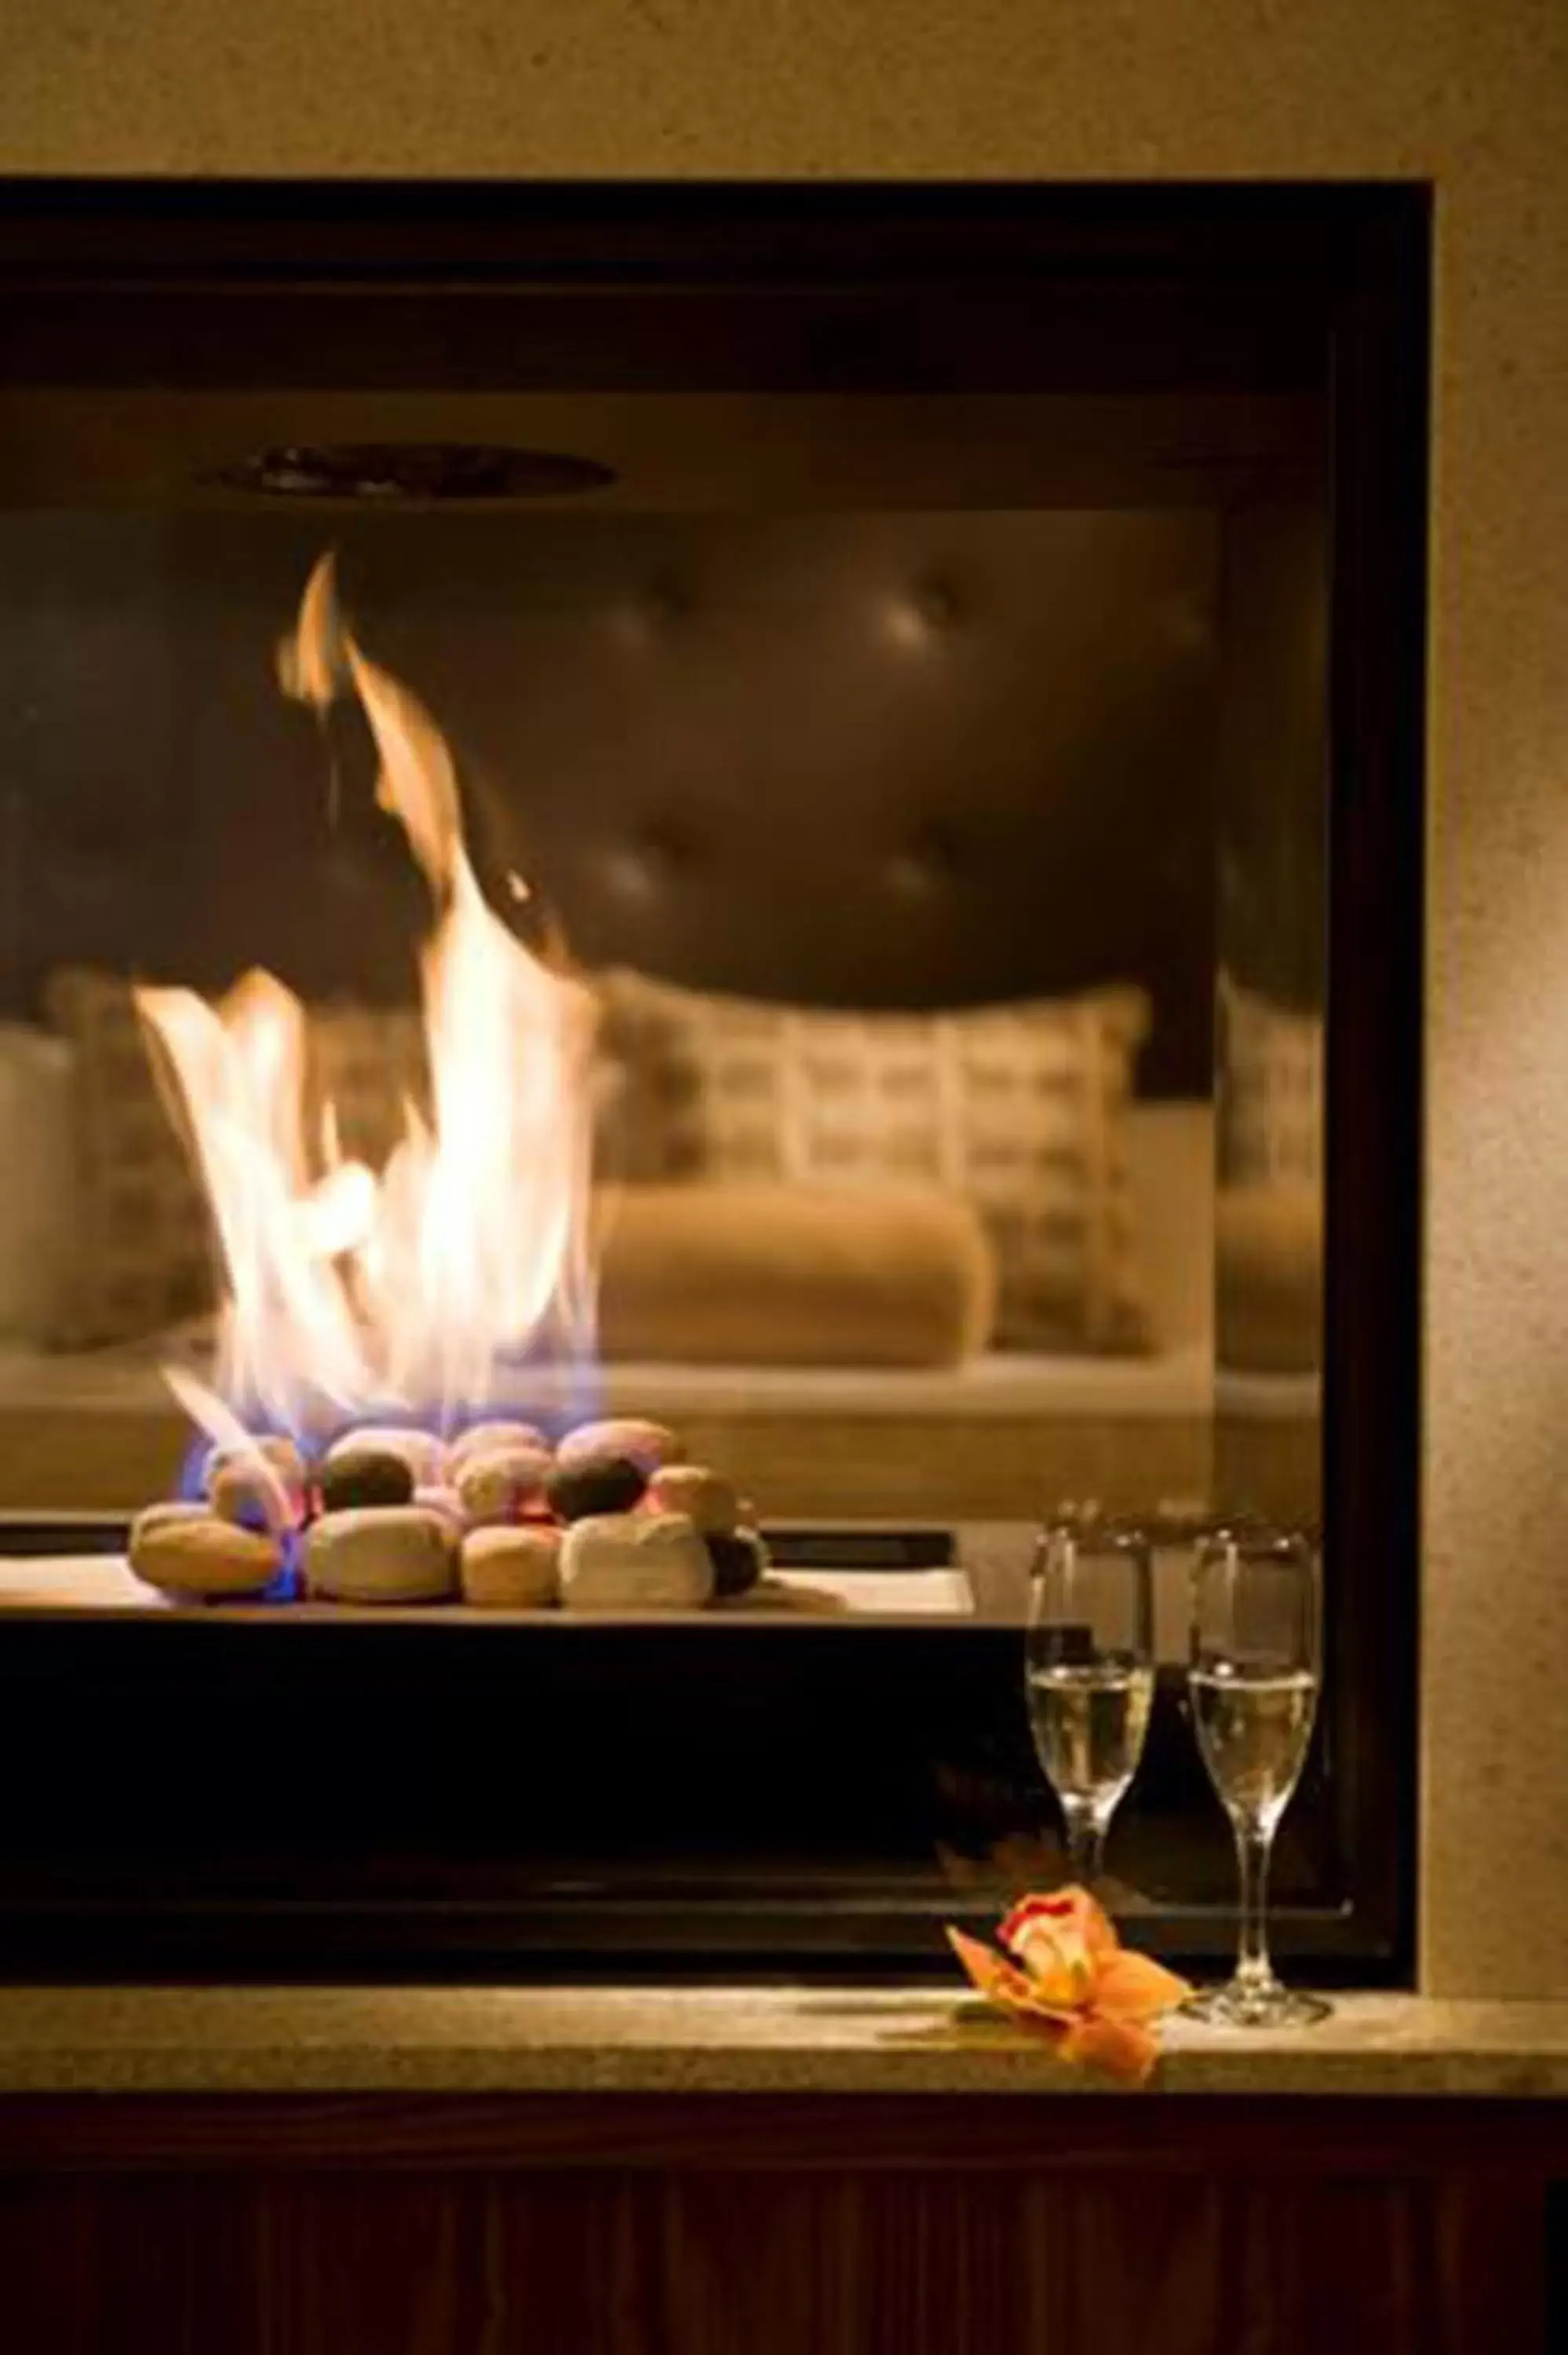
0 184 1420 1979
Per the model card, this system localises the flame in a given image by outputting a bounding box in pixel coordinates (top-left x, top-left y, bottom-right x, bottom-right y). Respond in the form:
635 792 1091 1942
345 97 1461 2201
162 1364 294 1529
137 554 598 1445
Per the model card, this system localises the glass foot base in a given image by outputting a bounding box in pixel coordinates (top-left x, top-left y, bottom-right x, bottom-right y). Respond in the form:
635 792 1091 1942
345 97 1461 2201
1180 1978 1332 2030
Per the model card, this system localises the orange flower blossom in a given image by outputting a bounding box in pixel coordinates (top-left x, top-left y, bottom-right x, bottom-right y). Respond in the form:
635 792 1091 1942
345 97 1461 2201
946 1886 1191 2085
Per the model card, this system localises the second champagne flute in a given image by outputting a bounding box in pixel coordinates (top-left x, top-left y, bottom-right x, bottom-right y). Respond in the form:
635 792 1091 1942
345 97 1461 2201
1026 1514 1154 1889
1183 1524 1329 2028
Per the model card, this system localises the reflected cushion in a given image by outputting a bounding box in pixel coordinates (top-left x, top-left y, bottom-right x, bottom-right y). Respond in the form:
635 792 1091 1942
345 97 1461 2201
600 968 1150 1353
596 1181 996 1369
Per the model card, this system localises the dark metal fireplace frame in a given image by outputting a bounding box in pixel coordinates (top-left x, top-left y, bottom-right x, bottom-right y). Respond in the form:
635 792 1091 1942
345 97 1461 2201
0 180 1426 1983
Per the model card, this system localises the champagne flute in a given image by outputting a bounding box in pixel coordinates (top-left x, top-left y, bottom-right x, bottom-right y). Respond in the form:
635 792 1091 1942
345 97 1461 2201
1183 1525 1330 2027
1025 1513 1154 1889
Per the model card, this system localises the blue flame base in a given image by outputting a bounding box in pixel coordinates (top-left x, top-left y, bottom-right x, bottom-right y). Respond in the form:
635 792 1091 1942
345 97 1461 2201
173 1349 604 1606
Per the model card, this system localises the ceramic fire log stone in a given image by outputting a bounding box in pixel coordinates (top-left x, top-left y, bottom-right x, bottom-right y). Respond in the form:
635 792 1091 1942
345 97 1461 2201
555 1417 680 1477
545 1455 647 1523
455 1444 554 1526
560 1510 714 1612
444 1420 550 1480
208 1455 300 1533
129 1510 283 1602
706 1528 769 1600
461 1523 562 1608
646 1463 738 1536
321 1425 445 1488
130 1499 208 1543
317 1448 416 1513
414 1484 468 1532
202 1433 305 1499
303 1505 458 1605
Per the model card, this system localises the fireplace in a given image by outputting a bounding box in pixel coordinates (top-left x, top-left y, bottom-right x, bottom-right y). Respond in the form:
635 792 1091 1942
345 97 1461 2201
0 182 1424 1978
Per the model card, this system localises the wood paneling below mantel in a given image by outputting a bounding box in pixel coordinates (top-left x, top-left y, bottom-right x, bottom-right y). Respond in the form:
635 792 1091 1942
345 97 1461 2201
0 2090 1554 2353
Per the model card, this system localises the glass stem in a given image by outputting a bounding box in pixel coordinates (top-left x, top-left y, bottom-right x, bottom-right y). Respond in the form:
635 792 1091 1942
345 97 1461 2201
1063 1802 1103 1889
1233 1817 1274 1989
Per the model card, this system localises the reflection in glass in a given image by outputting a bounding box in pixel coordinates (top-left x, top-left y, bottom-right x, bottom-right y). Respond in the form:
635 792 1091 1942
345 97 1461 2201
1212 499 1326 1538
0 493 1333 1955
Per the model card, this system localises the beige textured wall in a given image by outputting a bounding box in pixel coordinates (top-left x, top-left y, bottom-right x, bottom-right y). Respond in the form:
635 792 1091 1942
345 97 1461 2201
2 1 1567 1998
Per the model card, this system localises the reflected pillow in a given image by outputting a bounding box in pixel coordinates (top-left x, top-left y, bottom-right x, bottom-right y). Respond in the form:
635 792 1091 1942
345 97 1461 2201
599 969 1150 1355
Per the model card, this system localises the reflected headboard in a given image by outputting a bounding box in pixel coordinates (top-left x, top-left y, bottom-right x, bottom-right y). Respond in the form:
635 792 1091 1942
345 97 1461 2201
0 506 1223 1093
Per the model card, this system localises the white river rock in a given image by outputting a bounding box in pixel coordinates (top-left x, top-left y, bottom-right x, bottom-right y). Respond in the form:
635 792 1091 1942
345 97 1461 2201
560 1510 714 1612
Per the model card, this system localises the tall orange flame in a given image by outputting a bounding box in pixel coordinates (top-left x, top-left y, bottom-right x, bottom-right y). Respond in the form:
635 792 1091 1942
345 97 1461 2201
137 555 598 1444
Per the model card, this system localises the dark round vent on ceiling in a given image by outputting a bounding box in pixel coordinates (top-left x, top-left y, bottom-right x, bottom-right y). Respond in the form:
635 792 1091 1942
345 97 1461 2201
206 442 617 502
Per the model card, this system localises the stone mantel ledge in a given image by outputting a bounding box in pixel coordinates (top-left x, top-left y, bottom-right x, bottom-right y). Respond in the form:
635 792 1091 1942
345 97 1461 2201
0 1987 1564 2098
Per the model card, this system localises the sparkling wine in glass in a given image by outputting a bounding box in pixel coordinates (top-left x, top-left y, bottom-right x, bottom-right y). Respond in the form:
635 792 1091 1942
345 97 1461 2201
1184 1524 1330 2028
1026 1514 1154 1889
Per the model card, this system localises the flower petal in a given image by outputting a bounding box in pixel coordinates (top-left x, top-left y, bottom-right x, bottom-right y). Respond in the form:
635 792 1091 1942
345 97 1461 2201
1002 1885 1120 1963
1092 1948 1194 2021
945 1929 1077 2025
1059 2009 1163 2085
949 1901 1187 2084
1016 1929 1094 2008
1000 1891 1078 1941
946 1926 1034 2007
1077 1889 1121 1959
